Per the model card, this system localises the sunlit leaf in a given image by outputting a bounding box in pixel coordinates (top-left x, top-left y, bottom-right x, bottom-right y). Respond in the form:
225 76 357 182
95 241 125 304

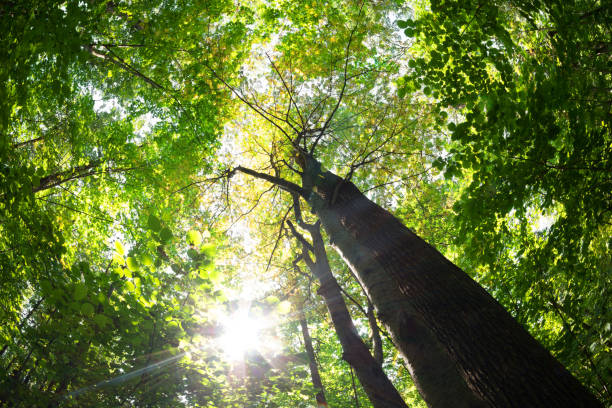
187 230 202 247
115 241 125 256
277 301 291 315
126 256 140 271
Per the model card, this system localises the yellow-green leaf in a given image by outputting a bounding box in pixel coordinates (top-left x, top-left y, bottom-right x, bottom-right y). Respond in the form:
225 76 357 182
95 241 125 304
186 230 202 247
126 257 139 271
277 300 291 315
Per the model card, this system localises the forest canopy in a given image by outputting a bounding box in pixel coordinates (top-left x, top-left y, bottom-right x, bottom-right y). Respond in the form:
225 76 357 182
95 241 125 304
0 0 610 407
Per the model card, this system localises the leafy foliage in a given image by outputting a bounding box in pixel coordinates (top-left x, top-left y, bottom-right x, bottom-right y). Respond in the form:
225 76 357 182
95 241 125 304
0 0 609 406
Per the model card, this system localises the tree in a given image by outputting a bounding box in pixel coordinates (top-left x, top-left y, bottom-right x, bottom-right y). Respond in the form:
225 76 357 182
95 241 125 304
298 309 329 407
231 142 601 407
219 0 602 404
287 199 408 407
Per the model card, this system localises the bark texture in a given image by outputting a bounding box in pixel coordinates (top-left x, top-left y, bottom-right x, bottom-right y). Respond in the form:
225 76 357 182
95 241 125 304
302 157 602 408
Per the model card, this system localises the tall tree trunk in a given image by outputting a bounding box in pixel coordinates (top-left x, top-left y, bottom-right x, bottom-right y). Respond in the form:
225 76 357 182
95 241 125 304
289 219 409 408
301 156 602 408
298 310 328 408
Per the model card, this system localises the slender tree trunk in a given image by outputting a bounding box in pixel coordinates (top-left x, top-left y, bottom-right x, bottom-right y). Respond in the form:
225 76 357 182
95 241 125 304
289 220 409 408
299 310 328 408
367 302 384 366
301 156 602 408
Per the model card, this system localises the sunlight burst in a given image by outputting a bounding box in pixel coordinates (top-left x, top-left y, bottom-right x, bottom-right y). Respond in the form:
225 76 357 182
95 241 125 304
218 309 269 360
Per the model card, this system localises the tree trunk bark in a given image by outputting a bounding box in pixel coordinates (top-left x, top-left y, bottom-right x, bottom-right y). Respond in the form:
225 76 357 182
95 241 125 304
299 310 329 408
302 157 602 408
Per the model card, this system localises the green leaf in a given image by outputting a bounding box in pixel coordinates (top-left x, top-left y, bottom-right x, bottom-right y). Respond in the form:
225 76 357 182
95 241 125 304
125 280 135 292
81 302 94 315
265 295 280 304
208 268 221 283
40 280 52 295
432 158 446 170
398 86 407 99
141 254 154 267
115 241 125 256
160 227 173 243
74 283 87 301
147 215 162 232
94 314 110 329
200 243 216 257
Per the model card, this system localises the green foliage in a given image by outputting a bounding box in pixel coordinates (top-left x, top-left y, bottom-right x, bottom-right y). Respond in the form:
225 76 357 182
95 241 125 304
1 0 609 405
0 0 253 406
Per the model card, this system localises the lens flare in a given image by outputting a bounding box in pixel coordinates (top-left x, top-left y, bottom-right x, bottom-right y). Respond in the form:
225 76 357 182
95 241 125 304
218 309 269 360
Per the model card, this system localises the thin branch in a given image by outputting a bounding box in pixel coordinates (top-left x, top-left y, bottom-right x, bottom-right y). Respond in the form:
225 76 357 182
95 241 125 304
233 166 307 198
350 365 361 408
264 206 292 272
225 184 276 233
12 137 43 148
39 199 114 223
266 52 305 128
202 62 295 144
460 2 484 36
338 284 367 317
33 164 139 193
170 171 233 195
88 45 165 90
362 167 432 193
279 159 302 176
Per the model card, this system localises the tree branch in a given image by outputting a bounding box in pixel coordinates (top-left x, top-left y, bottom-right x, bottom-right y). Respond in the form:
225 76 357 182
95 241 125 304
232 166 307 198
286 219 314 253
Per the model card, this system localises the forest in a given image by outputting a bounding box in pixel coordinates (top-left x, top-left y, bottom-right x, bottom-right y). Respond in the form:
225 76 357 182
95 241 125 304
0 0 610 407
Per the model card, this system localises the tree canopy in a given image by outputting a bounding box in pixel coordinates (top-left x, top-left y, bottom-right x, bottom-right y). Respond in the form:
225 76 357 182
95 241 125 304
0 0 609 407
